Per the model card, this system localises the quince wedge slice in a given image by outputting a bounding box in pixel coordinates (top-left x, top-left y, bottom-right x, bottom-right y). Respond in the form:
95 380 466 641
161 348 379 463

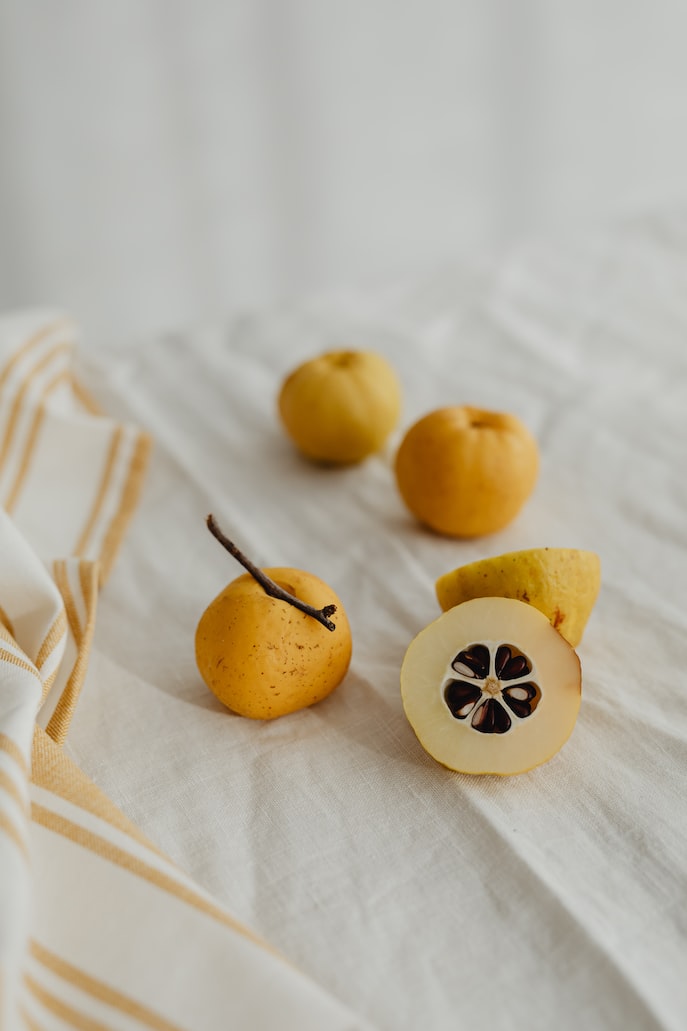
435 547 601 648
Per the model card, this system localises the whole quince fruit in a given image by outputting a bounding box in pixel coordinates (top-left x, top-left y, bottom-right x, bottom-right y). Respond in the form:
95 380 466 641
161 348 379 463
278 349 402 464
195 516 352 719
435 547 601 647
394 405 539 537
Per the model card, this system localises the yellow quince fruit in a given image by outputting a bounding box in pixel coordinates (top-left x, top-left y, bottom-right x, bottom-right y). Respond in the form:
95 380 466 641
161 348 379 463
196 516 352 719
394 406 539 537
278 349 402 464
435 547 601 647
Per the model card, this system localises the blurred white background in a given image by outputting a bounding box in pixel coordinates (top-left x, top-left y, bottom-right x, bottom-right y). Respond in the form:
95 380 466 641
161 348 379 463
1 0 687 345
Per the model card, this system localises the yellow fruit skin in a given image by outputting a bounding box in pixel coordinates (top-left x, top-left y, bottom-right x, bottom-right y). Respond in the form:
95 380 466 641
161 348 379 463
435 548 601 647
394 406 539 537
278 350 402 464
195 568 352 719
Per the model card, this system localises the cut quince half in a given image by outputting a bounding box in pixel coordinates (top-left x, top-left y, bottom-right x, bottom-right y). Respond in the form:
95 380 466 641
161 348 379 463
401 597 581 775
435 547 601 647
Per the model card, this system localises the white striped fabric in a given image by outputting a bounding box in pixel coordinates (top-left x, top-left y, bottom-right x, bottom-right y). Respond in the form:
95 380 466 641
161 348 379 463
0 312 368 1031
0 310 151 583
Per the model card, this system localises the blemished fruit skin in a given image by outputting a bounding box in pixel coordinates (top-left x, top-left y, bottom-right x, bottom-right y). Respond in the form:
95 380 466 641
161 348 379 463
195 568 352 719
394 406 539 537
400 597 582 776
278 349 402 464
435 548 601 648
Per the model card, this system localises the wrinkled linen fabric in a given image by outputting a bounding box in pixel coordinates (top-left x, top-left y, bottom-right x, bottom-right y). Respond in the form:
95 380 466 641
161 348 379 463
0 313 372 1030
3 208 687 1031
73 210 687 1031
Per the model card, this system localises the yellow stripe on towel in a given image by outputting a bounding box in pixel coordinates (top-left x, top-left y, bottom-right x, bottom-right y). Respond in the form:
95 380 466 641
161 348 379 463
30 942 184 1031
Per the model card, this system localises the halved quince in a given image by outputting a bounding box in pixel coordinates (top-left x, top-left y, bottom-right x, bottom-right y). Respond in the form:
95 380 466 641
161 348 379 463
401 597 581 775
435 547 601 647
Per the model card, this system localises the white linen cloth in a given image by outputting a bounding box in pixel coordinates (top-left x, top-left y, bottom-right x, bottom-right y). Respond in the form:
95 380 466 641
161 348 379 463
72 209 687 1031
3 207 687 1030
0 313 369 1029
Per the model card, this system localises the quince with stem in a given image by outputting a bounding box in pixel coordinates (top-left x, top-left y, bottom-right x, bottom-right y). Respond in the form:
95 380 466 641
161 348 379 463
195 515 352 719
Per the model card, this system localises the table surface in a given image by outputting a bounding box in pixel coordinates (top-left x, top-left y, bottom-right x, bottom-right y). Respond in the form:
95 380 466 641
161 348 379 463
68 210 687 1031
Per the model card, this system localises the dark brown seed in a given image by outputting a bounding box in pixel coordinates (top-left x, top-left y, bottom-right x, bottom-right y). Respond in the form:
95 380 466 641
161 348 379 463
471 698 511 735
444 680 482 719
500 654 531 680
452 661 479 677
495 645 512 677
452 644 489 679
502 682 541 719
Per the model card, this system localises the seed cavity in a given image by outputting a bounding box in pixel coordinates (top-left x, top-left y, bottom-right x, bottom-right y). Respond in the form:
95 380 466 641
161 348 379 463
452 644 489 679
444 679 482 719
495 644 531 679
443 641 541 734
502 681 541 719
471 698 511 734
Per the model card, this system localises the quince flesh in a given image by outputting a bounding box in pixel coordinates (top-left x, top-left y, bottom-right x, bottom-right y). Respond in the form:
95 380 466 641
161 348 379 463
394 405 539 537
196 567 352 719
278 349 402 464
435 547 601 647
401 597 582 775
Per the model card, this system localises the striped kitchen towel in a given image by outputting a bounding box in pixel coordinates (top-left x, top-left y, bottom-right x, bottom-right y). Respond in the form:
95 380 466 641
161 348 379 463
0 311 367 1031
0 311 150 582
